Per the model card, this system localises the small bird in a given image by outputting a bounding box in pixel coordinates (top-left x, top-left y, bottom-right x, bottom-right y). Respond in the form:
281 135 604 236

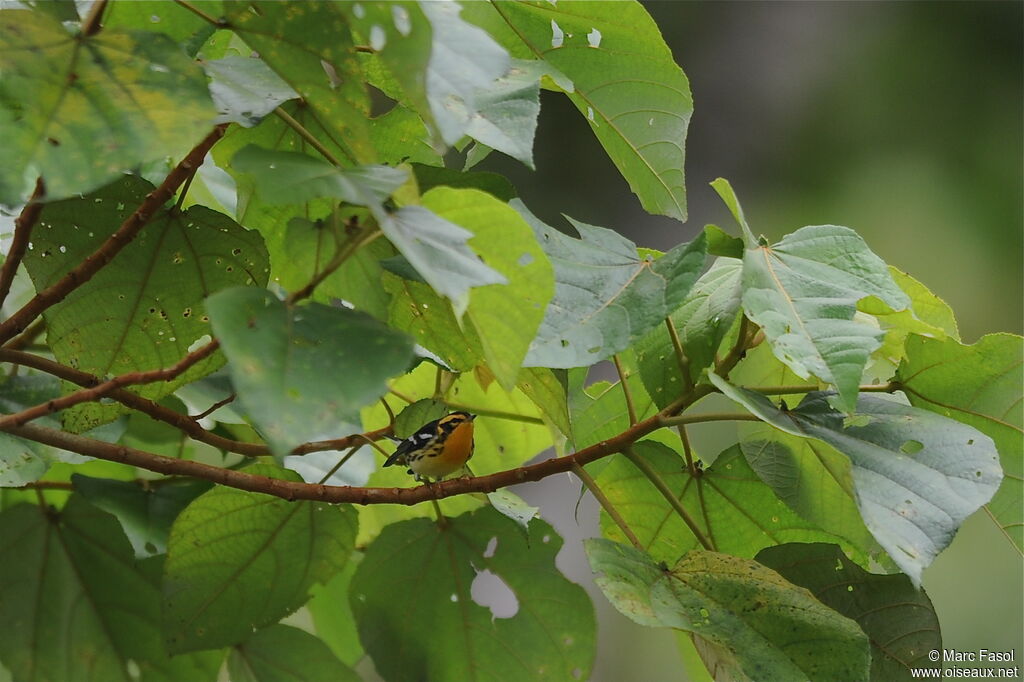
384 411 476 481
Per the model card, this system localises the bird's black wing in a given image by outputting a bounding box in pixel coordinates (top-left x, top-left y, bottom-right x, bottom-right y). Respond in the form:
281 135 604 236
383 418 441 467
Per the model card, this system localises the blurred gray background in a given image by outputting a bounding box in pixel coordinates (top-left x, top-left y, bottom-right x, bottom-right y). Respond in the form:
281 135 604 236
481 2 1023 680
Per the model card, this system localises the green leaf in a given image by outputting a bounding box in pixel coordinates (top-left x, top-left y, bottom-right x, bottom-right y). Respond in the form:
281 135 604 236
0 11 217 204
757 543 942 681
487 488 540 532
585 539 870 681
888 267 959 340
351 507 595 681
516 367 571 436
226 2 373 164
103 1 219 45
202 56 299 127
596 442 860 565
636 258 742 407
715 378 1003 584
0 375 63 486
572 354 658 452
25 176 270 432
741 224 910 412
163 464 357 653
72 475 210 558
393 398 448 439
703 224 745 258
228 624 359 682
515 201 707 368
710 178 756 246
206 288 414 456
483 1 692 220
231 145 408 206
421 187 554 389
897 333 1023 552
368 106 440 167
0 498 221 682
306 556 363 666
413 163 517 202
464 58 542 168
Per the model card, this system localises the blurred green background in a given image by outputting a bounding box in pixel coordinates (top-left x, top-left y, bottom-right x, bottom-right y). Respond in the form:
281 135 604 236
485 2 1023 679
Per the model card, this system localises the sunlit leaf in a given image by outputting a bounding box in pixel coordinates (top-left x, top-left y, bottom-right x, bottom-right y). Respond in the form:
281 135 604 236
206 287 414 456
351 507 595 681
163 464 357 653
0 11 216 203
897 333 1023 552
586 539 870 681
758 543 942 681
306 556 363 666
0 498 221 681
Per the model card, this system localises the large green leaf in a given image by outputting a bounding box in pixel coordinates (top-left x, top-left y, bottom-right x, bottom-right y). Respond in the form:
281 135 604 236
206 287 414 456
636 257 742 407
72 475 210 558
228 624 359 682
517 367 571 436
472 1 692 220
596 442 859 565
0 498 220 682
419 187 554 389
586 539 870 681
0 10 216 204
714 377 1003 585
25 176 270 432
202 56 299 127
351 507 595 682
897 333 1023 552
515 201 706 368
306 555 363 666
758 543 941 681
162 464 357 653
741 224 910 412
225 2 373 164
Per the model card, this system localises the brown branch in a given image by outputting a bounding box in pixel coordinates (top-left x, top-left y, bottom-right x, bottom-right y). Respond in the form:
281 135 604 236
0 348 392 456
5 318 46 351
192 393 236 421
80 0 109 36
0 125 229 346
0 178 45 309
173 0 229 28
612 354 637 426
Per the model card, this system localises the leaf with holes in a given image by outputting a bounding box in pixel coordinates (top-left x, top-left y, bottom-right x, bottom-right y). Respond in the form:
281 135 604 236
464 1 691 220
596 442 863 566
897 333 1023 552
515 201 706 368
227 624 359 682
0 498 221 682
24 176 270 432
741 224 910 412
757 543 942 680
226 2 374 164
206 288 414 456
162 464 357 653
351 507 595 682
586 539 870 681
0 10 216 204
713 377 1003 585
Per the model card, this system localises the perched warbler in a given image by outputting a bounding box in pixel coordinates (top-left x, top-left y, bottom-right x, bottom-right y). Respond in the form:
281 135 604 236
384 411 476 481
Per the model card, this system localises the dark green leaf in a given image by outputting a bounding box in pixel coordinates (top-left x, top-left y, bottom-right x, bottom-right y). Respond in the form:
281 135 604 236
203 56 299 127
163 464 357 653
72 475 210 557
228 624 359 682
104 1 219 45
306 556 363 666
0 499 221 681
596 442 860 565
226 2 373 164
515 201 707 368
206 288 414 456
586 539 870 681
0 11 216 204
636 258 742 406
477 1 692 220
741 224 910 411
413 163 517 202
714 377 1003 584
367 106 441 167
351 507 595 681
758 543 942 681
393 398 448 439
704 224 745 258
897 333 1023 551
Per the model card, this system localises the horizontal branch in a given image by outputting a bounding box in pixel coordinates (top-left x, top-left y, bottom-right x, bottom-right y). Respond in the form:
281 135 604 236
0 124 229 346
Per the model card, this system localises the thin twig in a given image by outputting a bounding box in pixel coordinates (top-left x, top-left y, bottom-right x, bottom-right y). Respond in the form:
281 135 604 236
0 125 229 346
174 164 200 211
622 447 713 551
317 444 361 484
285 225 378 304
80 0 109 36
612 354 637 426
0 178 45 309
379 397 396 427
665 317 694 392
677 424 697 475
17 481 74 491
715 314 751 375
658 412 761 428
5 318 46 351
192 393 236 421
273 108 345 167
173 0 229 27
748 382 898 395
573 462 644 551
388 388 544 424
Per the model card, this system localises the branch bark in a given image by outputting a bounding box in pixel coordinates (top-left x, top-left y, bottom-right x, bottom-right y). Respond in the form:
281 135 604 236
0 178 45 309
0 125 229 346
